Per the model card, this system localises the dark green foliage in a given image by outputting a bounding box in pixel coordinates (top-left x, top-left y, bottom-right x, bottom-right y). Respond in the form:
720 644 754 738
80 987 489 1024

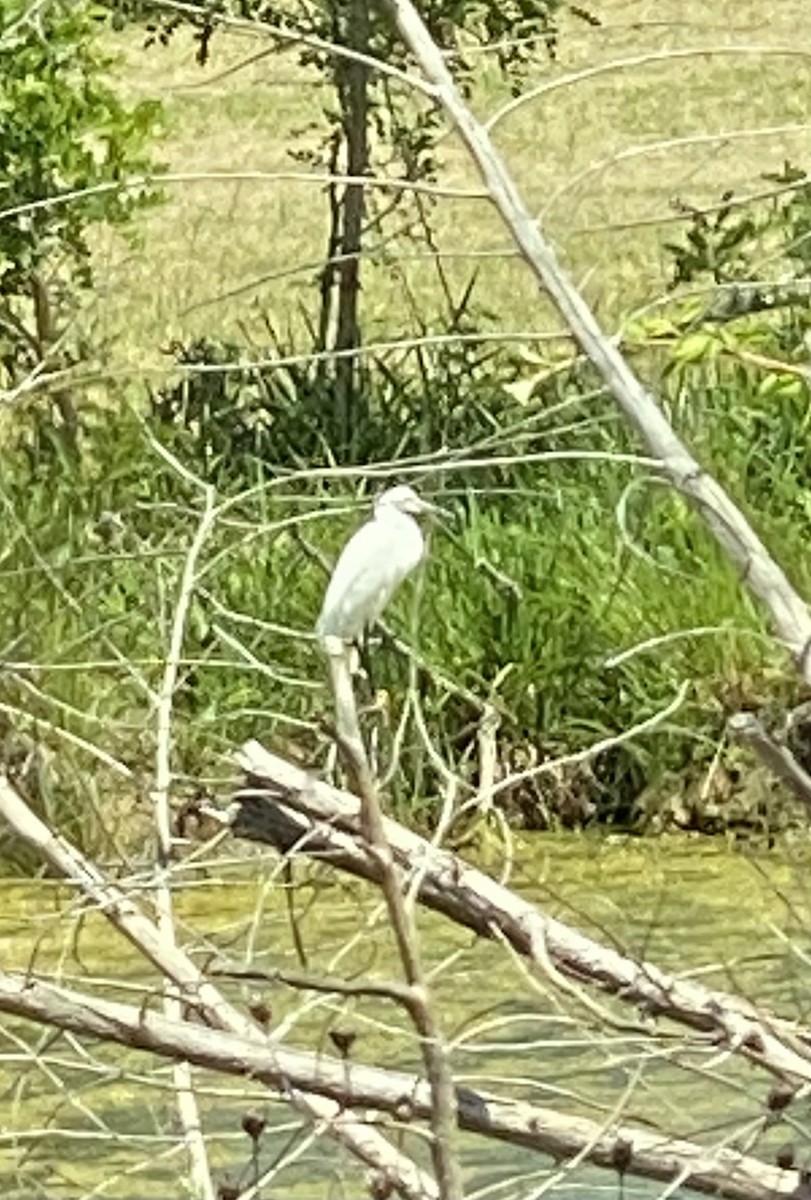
660 161 811 520
664 163 811 348
4 308 809 862
146 299 811 830
666 162 811 286
6 327 802 857
150 330 535 474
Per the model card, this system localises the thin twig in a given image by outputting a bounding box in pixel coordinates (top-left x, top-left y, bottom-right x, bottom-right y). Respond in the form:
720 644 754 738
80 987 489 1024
0 169 485 226
151 484 217 1200
540 123 811 224
476 681 689 808
152 0 438 97
210 961 414 1006
485 45 811 132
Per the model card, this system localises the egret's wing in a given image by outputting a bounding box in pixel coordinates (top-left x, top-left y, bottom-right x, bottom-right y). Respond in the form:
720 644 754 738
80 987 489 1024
317 517 422 639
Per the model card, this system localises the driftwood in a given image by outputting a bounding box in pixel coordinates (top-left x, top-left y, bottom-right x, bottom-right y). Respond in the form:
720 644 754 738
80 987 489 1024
2 759 800 1200
0 969 803 1200
234 741 811 1085
0 771 438 1200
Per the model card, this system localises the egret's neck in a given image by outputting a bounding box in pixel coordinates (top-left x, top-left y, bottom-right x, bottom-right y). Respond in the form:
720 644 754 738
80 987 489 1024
374 506 420 532
375 507 426 561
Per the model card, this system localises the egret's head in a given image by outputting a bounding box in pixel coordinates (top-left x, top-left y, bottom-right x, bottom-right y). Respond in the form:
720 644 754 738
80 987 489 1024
374 484 440 518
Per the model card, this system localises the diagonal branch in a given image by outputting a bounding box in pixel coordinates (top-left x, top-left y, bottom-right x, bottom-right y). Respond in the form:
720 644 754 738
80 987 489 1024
0 771 439 1200
233 742 811 1085
0 969 799 1200
378 0 811 682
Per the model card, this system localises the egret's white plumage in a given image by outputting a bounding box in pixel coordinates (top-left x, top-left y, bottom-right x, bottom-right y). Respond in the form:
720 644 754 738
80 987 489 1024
317 484 438 645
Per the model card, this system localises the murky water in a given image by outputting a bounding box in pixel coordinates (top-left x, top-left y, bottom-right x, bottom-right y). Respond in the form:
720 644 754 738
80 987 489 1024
1 833 810 1199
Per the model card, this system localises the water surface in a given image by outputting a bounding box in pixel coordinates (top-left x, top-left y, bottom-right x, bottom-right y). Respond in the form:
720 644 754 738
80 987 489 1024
1 833 809 1198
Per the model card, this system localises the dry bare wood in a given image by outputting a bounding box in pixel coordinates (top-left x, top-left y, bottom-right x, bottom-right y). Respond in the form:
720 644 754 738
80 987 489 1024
233 741 811 1085
379 0 811 684
0 771 439 1200
0 969 799 1200
150 477 217 1200
728 712 811 814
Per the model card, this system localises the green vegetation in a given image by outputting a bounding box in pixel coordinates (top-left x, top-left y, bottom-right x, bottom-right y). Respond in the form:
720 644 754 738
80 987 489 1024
2 2 811 863
0 0 161 443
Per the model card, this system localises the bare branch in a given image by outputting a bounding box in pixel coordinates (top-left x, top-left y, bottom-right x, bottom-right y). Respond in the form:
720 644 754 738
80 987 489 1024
150 484 218 1200
233 742 811 1085
379 0 811 682
486 46 811 132
727 712 811 814
325 648 463 1198
0 170 485 227
152 0 438 97
0 970 799 1200
0 773 441 1200
477 681 689 809
541 123 811 225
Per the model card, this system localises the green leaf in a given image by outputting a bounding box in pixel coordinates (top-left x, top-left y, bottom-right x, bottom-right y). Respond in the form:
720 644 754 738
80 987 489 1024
672 332 719 364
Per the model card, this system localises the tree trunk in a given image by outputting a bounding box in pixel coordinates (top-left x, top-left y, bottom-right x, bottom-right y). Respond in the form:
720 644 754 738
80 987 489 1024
31 272 79 451
334 0 370 446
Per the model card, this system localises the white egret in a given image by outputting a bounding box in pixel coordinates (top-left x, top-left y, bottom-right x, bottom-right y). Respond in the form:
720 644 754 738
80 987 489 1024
316 484 442 648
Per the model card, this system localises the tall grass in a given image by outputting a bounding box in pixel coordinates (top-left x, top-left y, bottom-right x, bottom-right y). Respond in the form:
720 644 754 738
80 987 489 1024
2 324 808 862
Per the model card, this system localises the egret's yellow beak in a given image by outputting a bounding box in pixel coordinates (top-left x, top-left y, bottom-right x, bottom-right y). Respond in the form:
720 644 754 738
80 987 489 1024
418 497 451 519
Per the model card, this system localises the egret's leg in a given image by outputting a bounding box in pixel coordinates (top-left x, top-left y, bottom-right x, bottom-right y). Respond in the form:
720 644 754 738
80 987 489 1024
320 635 345 781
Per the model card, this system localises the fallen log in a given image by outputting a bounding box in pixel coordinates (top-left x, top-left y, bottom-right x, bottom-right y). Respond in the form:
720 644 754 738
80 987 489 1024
233 740 811 1086
0 771 438 1200
0 970 800 1200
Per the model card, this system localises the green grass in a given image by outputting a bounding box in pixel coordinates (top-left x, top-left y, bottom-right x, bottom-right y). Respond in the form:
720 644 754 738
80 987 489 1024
88 2 811 364
4 1 811 853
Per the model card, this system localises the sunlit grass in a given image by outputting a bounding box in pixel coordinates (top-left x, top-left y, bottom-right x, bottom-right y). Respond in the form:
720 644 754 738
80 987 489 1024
88 0 811 370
